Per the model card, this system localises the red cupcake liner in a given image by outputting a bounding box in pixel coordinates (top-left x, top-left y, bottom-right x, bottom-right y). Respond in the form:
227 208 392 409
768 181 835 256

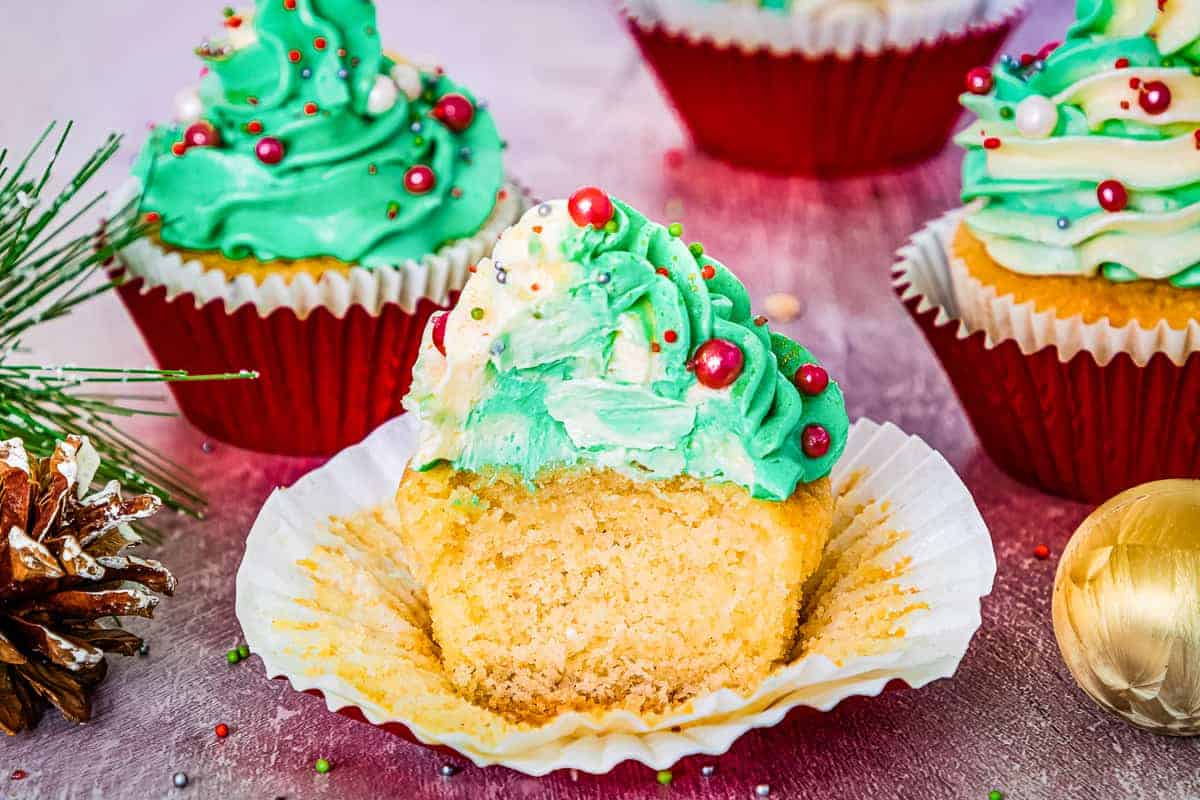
624 9 1023 176
116 276 457 457
894 233 1200 505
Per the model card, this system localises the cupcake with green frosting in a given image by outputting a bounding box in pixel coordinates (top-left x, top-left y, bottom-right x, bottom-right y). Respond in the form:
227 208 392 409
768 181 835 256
115 1 525 456
622 0 1026 174
952 0 1200 331
895 0 1200 502
396 187 848 719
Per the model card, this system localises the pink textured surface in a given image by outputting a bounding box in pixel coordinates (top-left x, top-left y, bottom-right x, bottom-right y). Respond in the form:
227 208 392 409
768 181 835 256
2 1 1199 798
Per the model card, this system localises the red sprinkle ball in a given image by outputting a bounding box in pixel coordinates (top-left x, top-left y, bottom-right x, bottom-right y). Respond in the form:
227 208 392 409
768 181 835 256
567 186 615 229
664 329 679 344
983 137 1002 150
431 93 475 133
1114 57 1130 69
284 0 296 8
215 723 229 738
794 363 829 396
245 119 263 134
1034 544 1050 560
965 66 994 95
691 339 744 389
1097 179 1129 212
801 425 831 458
11 770 27 781
701 264 716 280
255 137 285 165
288 49 302 63
184 120 220 149
171 141 187 157
313 36 327 51
303 101 319 116
431 312 448 356
404 165 436 194
1138 80 1172 115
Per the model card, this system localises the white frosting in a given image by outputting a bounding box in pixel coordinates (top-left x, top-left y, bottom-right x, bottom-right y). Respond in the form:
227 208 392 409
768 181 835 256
622 0 1021 56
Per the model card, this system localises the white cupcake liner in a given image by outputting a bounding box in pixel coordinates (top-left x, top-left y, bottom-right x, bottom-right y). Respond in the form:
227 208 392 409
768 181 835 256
235 414 995 775
896 210 1200 367
621 0 1027 57
111 177 529 319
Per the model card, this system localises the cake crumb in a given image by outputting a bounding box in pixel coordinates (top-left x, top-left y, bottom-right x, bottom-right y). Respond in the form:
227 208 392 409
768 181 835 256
764 292 803 323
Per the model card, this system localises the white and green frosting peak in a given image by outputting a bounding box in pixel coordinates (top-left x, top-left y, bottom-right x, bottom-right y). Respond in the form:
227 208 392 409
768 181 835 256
956 0 1200 286
404 195 849 502
133 0 505 267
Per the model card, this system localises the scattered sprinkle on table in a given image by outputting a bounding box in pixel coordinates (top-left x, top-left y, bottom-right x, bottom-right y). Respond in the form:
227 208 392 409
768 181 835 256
11 769 27 780
214 723 229 738
755 784 771 797
314 758 332 775
1034 544 1050 560
989 791 1004 800
237 644 250 659
172 772 189 788
439 764 460 777
657 770 673 785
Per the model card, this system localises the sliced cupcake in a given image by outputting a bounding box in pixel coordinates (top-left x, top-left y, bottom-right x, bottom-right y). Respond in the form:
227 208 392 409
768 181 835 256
116 1 525 455
398 187 848 720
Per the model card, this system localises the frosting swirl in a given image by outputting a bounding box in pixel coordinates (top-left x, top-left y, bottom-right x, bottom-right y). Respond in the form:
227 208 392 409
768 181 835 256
133 1 506 267
405 191 848 501
956 0 1200 286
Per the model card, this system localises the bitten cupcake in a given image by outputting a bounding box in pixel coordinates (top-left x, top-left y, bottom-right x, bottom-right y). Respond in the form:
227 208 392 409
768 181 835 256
397 187 848 719
115 1 524 456
622 0 1026 175
895 2 1200 502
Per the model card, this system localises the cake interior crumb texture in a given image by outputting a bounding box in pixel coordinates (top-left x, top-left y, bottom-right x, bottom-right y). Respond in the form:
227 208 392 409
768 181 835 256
394 465 834 722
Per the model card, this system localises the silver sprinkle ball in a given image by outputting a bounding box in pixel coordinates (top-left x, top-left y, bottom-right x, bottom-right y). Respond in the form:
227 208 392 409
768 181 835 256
439 764 459 777
537 203 553 217
754 784 771 797
700 765 716 777
172 772 189 788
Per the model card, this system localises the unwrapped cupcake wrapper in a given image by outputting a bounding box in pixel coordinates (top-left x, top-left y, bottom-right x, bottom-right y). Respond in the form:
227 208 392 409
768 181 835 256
894 211 1200 504
235 414 994 775
622 0 1025 175
112 179 528 456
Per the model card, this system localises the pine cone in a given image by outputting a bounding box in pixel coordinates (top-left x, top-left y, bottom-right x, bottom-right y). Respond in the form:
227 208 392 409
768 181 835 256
0 435 174 735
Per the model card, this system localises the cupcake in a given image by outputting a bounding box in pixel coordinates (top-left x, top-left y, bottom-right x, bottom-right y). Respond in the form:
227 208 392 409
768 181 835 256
115 1 525 456
397 187 848 719
622 0 1026 175
895 4 1200 502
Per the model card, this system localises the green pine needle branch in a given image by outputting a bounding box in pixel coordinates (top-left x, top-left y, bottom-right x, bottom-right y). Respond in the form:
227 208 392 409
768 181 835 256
0 122 254 520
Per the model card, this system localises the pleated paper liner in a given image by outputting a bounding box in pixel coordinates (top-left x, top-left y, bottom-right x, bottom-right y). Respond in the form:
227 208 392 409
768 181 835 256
111 180 528 457
894 211 1200 504
235 414 994 775
621 0 1025 176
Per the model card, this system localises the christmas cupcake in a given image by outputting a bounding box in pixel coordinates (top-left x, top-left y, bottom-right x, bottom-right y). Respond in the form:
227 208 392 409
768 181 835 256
397 187 848 719
622 0 1026 175
895 3 1200 501
115 1 525 456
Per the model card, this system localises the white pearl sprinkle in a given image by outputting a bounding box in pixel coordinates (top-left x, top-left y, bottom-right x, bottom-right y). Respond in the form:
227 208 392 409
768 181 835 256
1015 95 1058 139
174 86 203 124
391 63 423 100
366 75 399 116
755 784 771 797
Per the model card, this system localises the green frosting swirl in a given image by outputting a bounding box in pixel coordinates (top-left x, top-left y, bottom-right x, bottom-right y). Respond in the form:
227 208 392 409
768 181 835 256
956 0 1200 286
406 196 848 501
133 0 505 267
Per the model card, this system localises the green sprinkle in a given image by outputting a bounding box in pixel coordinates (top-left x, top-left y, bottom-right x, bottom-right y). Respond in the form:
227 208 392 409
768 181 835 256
668 223 683 237
237 644 250 659
657 770 673 785
414 136 425 146
988 792 1003 800
223 6 235 16
604 220 619 233
689 243 704 257
226 649 240 664
470 307 484 321
315 758 332 774
998 106 1014 120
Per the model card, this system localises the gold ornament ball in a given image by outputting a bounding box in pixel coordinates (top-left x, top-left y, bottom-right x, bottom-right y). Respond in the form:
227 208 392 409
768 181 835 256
1052 479 1200 735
